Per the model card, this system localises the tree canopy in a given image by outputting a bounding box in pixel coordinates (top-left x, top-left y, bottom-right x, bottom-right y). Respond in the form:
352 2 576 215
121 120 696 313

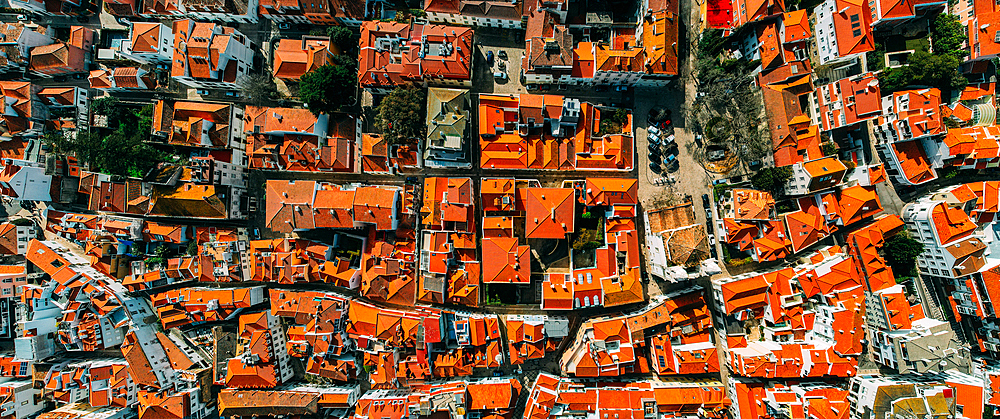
750 166 793 195
299 54 358 115
327 26 358 54
883 233 925 277
45 103 164 177
238 74 279 107
878 49 967 93
374 85 427 144
931 13 967 59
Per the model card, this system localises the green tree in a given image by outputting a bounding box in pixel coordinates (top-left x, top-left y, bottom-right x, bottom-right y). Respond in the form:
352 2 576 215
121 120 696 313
883 233 925 277
299 55 358 114
238 74 279 107
931 13 967 59
878 49 967 93
327 26 358 53
750 166 793 195
821 141 838 157
374 85 426 144
145 244 171 268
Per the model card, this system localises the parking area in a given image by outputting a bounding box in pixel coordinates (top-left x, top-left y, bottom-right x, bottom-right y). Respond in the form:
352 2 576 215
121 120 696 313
473 44 526 95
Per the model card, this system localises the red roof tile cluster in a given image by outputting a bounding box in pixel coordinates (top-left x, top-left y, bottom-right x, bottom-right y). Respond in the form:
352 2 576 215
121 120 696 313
152 286 265 329
419 177 478 306
88 67 157 90
845 215 905 293
505 315 563 365
967 181 1000 223
524 372 730 419
732 380 850 419
247 238 357 288
225 311 290 389
43 360 132 408
246 112 355 173
970 11 1000 61
269 290 355 381
345 300 460 384
815 73 881 131
272 36 333 81
826 0 874 59
561 288 713 377
265 180 403 233
879 89 944 140
152 100 233 148
361 229 418 307
479 94 633 170
358 22 473 89
0 82 33 138
170 20 250 84
257 0 363 25
29 42 86 75
715 246 869 377
944 125 1000 170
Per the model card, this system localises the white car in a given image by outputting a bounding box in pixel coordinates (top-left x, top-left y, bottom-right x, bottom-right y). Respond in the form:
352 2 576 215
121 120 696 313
16 15 26 20
648 125 660 135
663 134 676 143
708 234 716 246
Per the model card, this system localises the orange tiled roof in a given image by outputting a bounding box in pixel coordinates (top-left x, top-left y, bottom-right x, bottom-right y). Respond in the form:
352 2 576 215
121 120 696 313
273 36 333 80
525 188 575 239
359 22 473 88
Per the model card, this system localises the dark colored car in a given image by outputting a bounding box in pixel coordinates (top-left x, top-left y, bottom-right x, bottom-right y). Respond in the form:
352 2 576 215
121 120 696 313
498 50 508 60
702 194 710 209
486 50 494 67
649 162 662 174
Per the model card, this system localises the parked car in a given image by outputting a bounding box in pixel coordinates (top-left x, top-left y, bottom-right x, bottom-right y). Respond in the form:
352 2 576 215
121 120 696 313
118 17 130 25
712 178 729 186
493 71 508 81
648 142 661 152
665 154 677 164
486 50 494 66
648 153 661 164
615 85 628 91
16 14 26 20
498 50 508 60
278 22 290 29
708 234 716 246
702 194 710 209
649 162 662 174
648 133 660 145
539 84 551 91
648 125 660 135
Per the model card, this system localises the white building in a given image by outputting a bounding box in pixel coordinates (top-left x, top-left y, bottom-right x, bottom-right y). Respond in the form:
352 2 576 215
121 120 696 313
0 159 52 202
139 0 258 23
0 23 53 73
812 0 871 66
870 317 968 374
424 0 525 29
170 20 254 91
117 22 173 64
0 379 42 419
848 371 984 419
901 185 989 280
